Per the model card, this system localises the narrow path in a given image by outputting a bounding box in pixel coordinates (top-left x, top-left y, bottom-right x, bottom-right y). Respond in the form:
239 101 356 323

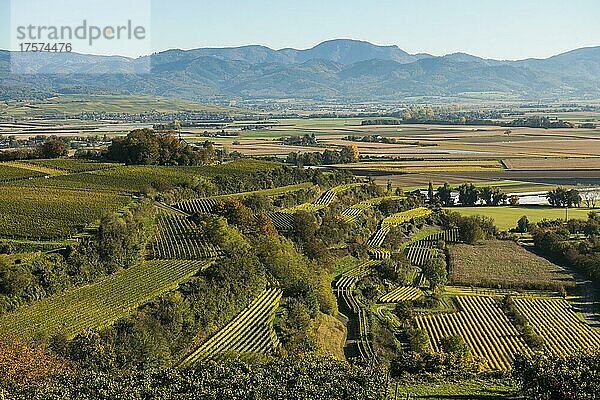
570 270 600 327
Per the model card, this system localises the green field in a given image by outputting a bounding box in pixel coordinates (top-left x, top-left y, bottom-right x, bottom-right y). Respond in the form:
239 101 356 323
446 206 595 231
0 259 210 339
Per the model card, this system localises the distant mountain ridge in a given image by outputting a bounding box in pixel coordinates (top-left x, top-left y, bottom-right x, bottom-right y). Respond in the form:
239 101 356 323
2 39 600 102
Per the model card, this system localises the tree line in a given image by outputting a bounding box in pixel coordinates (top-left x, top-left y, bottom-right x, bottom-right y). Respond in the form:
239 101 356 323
286 145 360 166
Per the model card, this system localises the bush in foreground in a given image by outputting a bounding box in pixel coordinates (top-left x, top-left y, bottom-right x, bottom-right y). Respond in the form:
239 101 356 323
4 355 389 400
513 350 600 400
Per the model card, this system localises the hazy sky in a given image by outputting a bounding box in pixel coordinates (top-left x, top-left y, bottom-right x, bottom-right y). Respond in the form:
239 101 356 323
2 0 599 59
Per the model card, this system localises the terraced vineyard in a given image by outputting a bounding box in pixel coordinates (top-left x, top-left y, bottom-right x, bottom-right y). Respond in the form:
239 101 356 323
405 246 437 266
281 183 363 213
148 212 220 260
171 183 314 215
7 159 277 194
367 227 390 247
341 260 379 279
172 198 218 215
514 297 600 355
268 212 295 231
180 288 282 367
0 259 210 339
379 287 424 303
341 195 404 222
405 229 460 266
382 207 433 227
368 208 437 249
335 261 378 360
369 248 391 260
416 296 529 370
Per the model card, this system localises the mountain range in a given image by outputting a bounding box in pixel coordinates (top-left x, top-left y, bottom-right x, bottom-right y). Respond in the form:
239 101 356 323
2 39 600 102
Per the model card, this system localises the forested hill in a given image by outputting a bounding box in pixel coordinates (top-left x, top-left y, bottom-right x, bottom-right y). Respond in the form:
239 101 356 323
3 39 600 101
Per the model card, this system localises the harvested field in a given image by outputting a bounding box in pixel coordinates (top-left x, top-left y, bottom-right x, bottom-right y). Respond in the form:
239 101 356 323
448 240 575 290
503 157 600 170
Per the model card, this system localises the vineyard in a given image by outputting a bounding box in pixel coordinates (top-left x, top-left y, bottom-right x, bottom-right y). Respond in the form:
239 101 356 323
404 229 460 266
0 186 130 239
382 207 433 227
172 198 218 215
280 183 363 213
0 163 45 182
379 286 423 303
7 166 212 194
4 160 66 176
171 183 314 215
0 259 211 339
335 261 379 360
416 295 530 370
180 288 282 367
7 159 279 195
23 159 119 173
367 208 436 249
268 212 295 231
367 227 390 247
514 297 600 355
341 195 404 223
148 212 221 260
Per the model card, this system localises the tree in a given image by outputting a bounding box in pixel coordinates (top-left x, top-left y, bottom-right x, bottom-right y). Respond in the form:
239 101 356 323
290 211 318 245
40 137 69 158
566 189 582 208
350 144 360 162
422 256 447 291
583 190 598 209
458 218 485 244
439 335 470 357
513 351 600 400
0 263 34 296
427 181 435 204
480 186 494 206
509 195 520 206
437 183 454 206
212 199 254 230
458 183 479 206
492 190 508 206
107 129 212 166
517 215 530 233
547 187 581 208
480 186 507 206
394 302 414 325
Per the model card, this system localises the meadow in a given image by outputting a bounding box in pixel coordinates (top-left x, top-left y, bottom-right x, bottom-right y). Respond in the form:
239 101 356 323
446 206 595 231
